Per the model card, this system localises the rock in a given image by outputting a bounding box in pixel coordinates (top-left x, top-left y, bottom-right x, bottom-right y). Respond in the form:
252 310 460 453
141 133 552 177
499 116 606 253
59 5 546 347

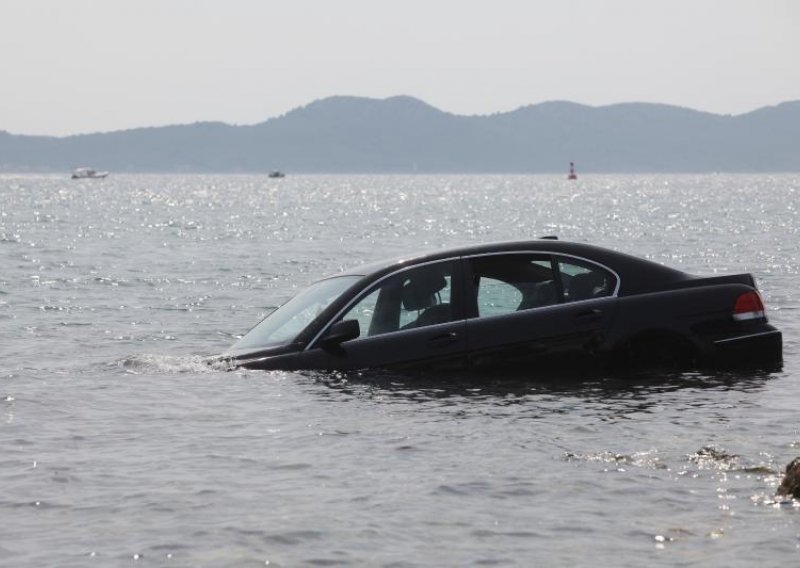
777 457 800 498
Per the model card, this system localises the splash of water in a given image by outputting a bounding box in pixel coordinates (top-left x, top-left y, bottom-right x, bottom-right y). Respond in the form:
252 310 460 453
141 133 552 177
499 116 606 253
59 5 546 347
114 353 233 374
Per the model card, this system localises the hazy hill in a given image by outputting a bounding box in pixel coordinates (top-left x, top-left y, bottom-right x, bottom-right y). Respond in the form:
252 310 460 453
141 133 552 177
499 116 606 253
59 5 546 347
1 95 799 173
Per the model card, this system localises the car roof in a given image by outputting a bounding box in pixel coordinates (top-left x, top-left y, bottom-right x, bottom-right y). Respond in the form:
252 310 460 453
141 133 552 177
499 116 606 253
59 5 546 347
336 239 692 295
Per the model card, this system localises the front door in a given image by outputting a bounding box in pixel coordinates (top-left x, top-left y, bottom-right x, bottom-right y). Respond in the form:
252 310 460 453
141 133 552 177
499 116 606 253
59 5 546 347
298 260 467 371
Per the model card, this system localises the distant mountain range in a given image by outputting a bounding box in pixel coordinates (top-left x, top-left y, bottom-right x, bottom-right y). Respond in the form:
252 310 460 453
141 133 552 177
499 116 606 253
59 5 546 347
2 95 799 173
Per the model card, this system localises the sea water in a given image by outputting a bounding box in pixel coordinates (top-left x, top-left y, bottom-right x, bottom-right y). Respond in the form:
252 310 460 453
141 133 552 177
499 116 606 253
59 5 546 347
1 173 799 566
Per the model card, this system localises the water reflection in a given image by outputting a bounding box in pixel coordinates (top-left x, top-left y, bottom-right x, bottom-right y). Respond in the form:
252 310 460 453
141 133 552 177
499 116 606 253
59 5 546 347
299 368 781 429
305 367 778 401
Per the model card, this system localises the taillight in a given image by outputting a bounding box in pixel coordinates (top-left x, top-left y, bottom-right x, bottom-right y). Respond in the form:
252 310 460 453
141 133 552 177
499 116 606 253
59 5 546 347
733 290 766 321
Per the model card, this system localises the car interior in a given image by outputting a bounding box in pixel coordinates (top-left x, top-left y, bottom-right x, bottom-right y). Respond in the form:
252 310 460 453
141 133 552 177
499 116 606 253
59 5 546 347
341 256 614 340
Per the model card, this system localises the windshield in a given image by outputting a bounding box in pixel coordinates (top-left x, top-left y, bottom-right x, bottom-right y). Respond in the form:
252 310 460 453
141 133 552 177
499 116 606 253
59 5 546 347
230 275 361 352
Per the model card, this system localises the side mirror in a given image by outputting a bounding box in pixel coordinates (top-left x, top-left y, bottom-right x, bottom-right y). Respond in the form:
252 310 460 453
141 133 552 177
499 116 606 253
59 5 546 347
321 319 360 349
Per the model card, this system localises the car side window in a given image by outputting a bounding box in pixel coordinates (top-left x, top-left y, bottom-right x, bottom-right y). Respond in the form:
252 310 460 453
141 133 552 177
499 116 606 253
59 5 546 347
340 262 455 338
476 277 523 317
469 255 558 317
557 258 615 302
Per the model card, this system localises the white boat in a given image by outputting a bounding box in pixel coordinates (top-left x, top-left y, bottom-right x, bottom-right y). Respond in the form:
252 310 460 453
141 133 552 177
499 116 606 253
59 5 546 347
71 167 109 179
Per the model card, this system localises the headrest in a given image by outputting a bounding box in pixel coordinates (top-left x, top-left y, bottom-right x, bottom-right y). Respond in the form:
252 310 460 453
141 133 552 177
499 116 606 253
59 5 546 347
402 272 447 311
569 272 602 301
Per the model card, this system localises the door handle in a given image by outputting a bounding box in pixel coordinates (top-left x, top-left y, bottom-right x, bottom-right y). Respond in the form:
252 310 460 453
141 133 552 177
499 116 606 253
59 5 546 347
574 309 603 324
428 332 459 349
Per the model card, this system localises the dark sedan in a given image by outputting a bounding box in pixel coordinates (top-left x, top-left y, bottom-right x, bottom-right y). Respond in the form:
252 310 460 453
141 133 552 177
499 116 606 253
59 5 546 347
222 239 782 373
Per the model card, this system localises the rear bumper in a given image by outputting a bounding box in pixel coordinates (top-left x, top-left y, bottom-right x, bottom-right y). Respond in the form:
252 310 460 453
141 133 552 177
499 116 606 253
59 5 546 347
711 328 783 368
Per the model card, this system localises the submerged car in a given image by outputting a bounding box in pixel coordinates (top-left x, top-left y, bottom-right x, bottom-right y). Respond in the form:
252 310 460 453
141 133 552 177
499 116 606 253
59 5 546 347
222 239 782 373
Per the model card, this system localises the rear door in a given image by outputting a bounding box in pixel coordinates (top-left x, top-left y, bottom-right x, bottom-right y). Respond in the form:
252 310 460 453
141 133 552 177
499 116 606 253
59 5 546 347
298 259 468 371
464 253 618 371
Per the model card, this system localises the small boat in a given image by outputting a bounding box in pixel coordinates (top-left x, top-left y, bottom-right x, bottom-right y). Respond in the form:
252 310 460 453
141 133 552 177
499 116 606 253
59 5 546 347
72 167 109 179
567 162 577 180
268 170 285 179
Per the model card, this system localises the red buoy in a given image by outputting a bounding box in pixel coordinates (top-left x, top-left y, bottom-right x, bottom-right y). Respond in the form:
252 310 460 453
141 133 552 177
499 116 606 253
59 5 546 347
567 162 577 180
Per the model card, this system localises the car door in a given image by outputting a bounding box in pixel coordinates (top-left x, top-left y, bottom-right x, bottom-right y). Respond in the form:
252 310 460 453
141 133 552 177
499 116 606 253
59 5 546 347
297 259 468 371
464 253 618 372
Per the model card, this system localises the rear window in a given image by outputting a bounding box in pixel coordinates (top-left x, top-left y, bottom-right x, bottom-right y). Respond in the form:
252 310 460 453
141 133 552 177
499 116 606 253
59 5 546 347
469 255 557 317
556 257 615 302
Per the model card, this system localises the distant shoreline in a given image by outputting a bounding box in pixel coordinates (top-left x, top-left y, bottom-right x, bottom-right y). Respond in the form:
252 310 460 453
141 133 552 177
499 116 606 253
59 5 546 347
3 171 800 177
2 96 798 173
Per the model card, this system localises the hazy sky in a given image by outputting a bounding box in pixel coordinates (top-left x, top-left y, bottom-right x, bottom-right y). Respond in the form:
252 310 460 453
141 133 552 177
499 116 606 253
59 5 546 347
2 0 798 136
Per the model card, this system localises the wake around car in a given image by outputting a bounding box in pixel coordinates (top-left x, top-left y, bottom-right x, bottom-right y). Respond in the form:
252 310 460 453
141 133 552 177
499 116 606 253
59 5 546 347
220 239 782 374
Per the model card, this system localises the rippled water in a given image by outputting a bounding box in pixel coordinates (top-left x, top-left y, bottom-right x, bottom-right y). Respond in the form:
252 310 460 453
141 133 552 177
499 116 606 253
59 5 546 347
2 174 799 566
